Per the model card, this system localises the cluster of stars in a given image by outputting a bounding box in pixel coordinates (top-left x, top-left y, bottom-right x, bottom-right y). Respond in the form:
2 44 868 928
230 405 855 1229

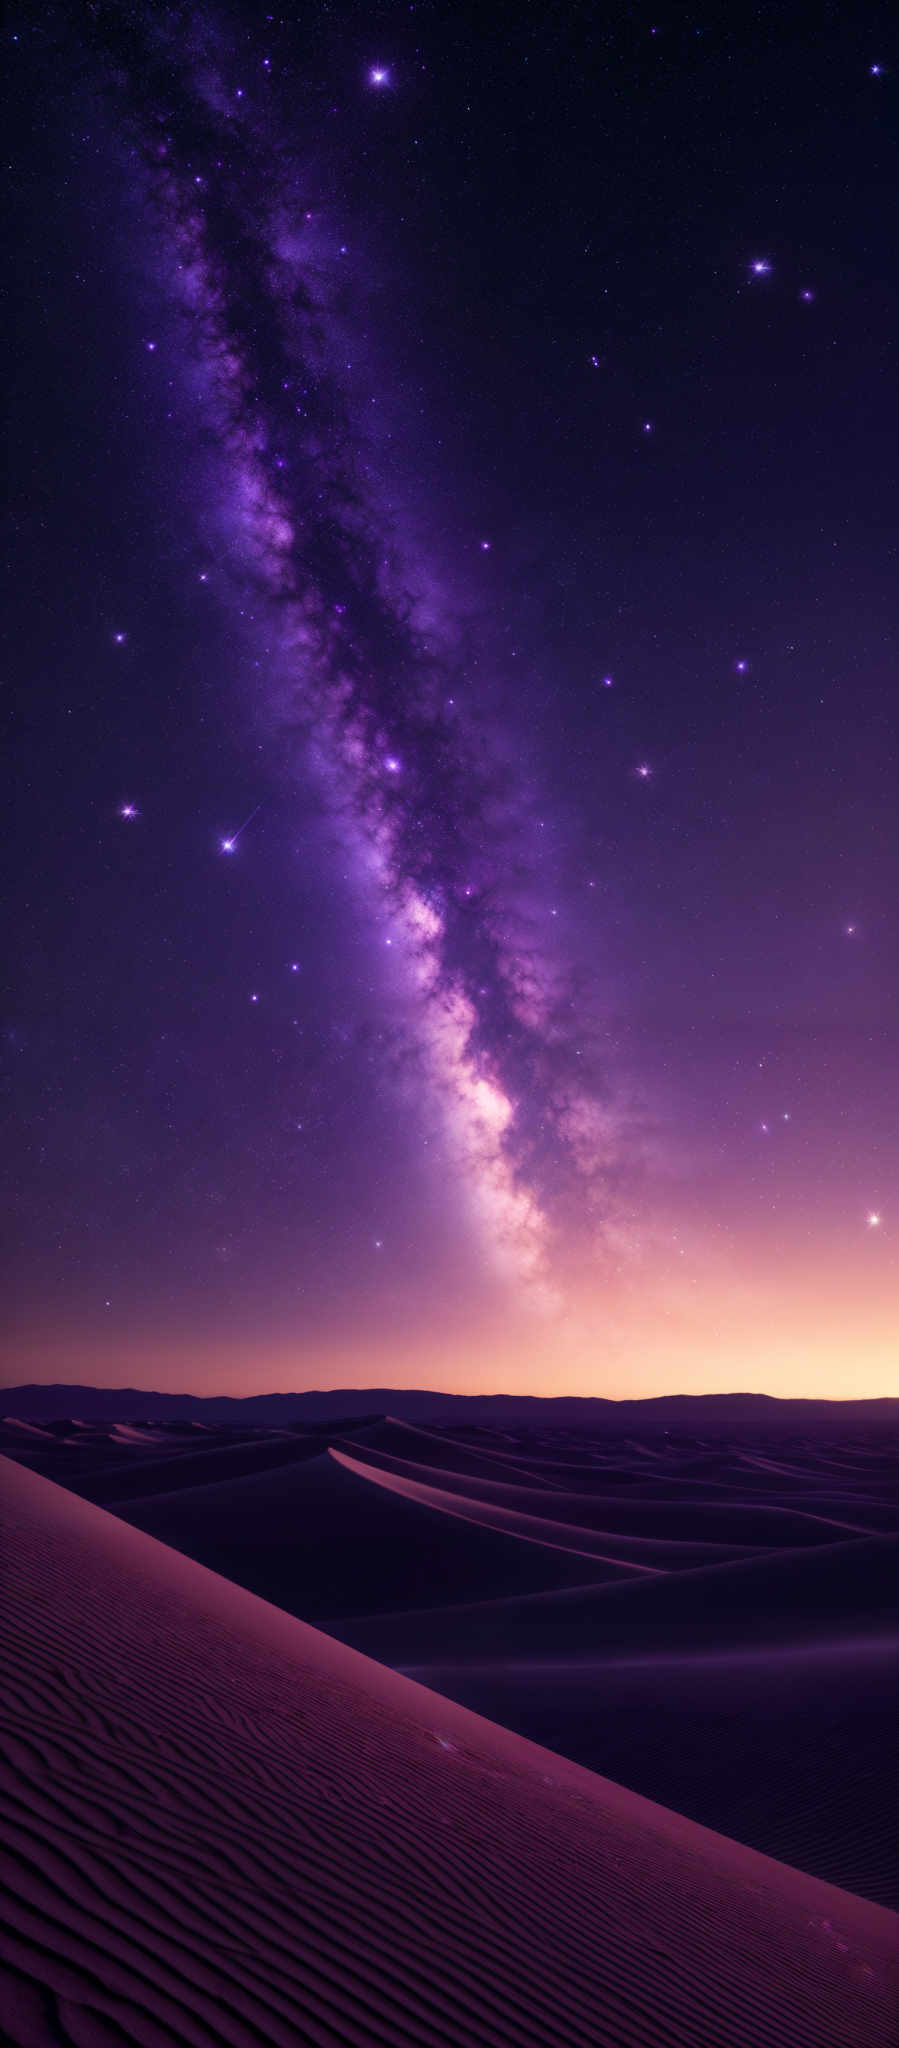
97 30 890 1309
747 258 818 305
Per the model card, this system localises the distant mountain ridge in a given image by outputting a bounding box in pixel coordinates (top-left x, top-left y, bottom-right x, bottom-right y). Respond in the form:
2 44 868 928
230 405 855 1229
2 1384 898 1434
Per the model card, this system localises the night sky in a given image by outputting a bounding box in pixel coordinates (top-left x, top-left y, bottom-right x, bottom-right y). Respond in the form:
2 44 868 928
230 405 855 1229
4 3 897 1398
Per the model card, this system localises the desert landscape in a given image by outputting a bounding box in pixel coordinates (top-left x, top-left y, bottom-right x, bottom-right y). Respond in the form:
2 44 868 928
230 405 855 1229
2 1393 897 2044
5 4 897 2042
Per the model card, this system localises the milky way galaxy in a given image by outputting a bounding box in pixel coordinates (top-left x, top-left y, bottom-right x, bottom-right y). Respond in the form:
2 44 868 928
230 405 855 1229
104 11 644 1309
4 3 896 1397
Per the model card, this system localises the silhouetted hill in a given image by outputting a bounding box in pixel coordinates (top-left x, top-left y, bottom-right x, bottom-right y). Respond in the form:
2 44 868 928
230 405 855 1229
2 1383 898 1435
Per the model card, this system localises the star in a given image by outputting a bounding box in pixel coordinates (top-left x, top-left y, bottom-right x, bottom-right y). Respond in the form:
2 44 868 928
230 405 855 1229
869 64 884 78
118 803 139 820
635 762 652 780
641 420 653 434
845 923 857 936
218 804 260 856
866 1212 881 1228
250 992 259 1004
368 66 391 88
144 340 157 353
799 288 815 303
750 259 772 277
112 631 127 645
289 962 299 973
602 675 614 688
479 538 492 552
384 756 401 774
735 659 749 673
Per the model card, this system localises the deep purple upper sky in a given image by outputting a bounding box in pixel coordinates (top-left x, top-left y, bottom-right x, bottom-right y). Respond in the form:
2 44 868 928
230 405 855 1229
4 2 897 1396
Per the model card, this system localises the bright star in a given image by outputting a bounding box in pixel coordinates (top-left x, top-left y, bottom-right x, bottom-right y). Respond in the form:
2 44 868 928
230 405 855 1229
118 803 139 820
218 804 260 856
867 1212 881 1228
799 288 815 303
384 756 401 774
870 64 884 77
479 539 492 552
113 631 127 645
845 923 857 936
636 763 652 779
642 420 653 434
602 675 614 687
735 659 748 673
750 260 772 277
368 66 390 88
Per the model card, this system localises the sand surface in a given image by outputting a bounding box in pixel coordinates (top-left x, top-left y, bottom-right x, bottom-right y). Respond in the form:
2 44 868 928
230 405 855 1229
36 1414 891 1904
2 1453 897 2047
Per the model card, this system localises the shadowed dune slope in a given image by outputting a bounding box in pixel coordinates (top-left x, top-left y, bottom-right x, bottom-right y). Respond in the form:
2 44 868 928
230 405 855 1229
339 1523 899 1656
328 1440 772 1561
2 1456 897 2048
330 1447 665 1570
113 1448 614 1618
67 1430 330 1503
382 1636 899 1908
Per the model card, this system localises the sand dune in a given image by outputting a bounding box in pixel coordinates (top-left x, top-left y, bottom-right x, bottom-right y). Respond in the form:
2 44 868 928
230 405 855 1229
331 1446 663 1571
349 1525 899 1648
381 1635 899 1905
2 1454 896 2048
112 1449 609 1618
5 1412 897 1919
74 1431 330 1504
329 1445 762 1567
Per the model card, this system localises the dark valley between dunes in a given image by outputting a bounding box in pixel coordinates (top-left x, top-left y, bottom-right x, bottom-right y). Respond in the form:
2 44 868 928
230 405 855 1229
1 1393 897 2046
